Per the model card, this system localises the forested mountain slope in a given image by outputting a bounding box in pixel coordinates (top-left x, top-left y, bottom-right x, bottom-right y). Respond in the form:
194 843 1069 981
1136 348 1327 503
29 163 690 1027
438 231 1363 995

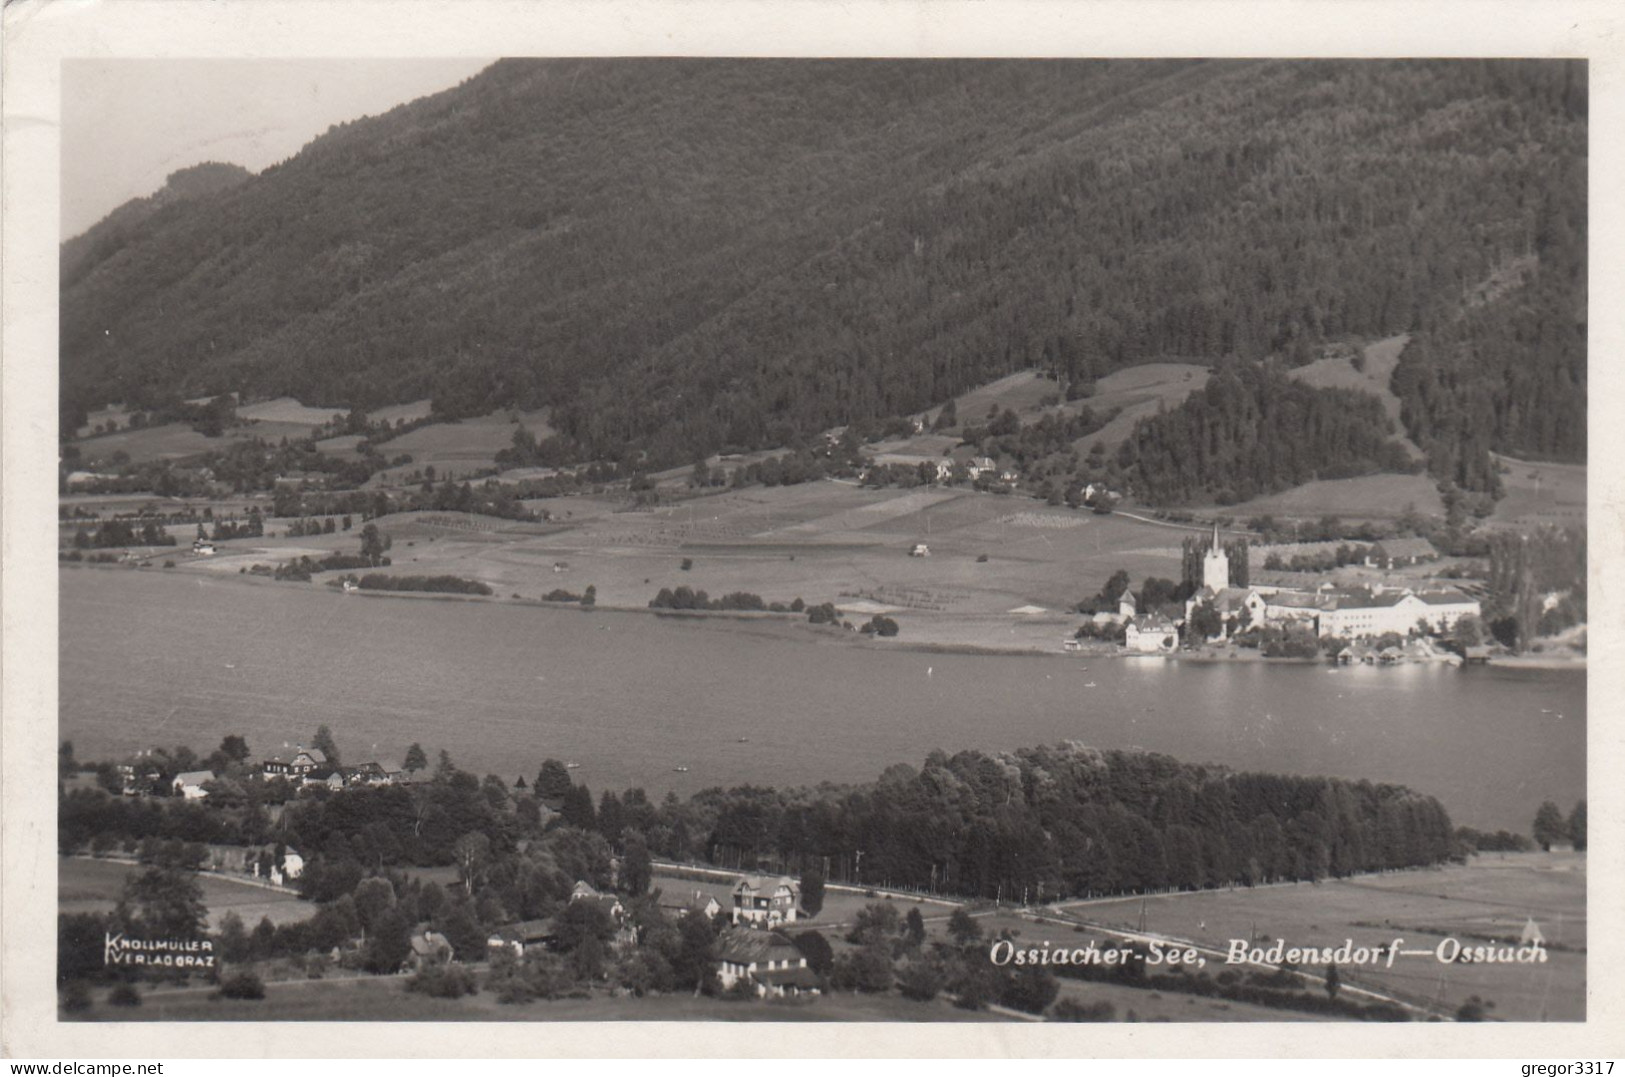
61 162 252 290
61 59 1585 479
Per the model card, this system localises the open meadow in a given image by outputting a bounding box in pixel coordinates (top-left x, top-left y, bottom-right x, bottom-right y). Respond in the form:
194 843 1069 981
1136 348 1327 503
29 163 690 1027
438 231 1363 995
1216 474 1446 522
1490 454 1587 529
1288 335 1424 462
70 974 1011 1023
1049 852 1585 1021
365 408 555 485
1070 363 1212 453
166 481 1189 624
59 857 314 931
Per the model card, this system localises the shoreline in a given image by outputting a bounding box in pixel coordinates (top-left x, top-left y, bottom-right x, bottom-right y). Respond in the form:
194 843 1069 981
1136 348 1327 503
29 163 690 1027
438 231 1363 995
60 561 1587 671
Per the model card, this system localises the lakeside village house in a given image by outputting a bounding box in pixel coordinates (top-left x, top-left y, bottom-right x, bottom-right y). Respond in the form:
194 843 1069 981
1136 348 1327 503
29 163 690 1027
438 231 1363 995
485 874 812 997
1098 524 1481 651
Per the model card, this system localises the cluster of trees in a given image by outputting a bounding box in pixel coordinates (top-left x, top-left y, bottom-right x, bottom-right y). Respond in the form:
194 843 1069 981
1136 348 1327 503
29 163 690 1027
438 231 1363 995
540 586 597 606
860 615 900 637
1122 363 1417 506
1458 799 1586 854
647 587 804 614
1076 568 1188 617
67 517 177 549
1262 543 1373 573
62 61 1584 487
552 744 1456 903
353 574 493 596
273 475 541 525
1531 799 1586 853
1483 526 1586 649
282 515 352 537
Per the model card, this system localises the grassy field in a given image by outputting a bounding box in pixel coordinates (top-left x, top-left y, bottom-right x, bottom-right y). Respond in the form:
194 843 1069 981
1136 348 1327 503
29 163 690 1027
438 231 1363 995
173 483 1185 636
72 423 223 465
1072 363 1212 452
1288 335 1424 462
369 399 435 425
946 369 1066 425
60 857 314 931
73 975 1010 1023
1218 473 1445 521
1489 454 1586 529
235 397 339 425
366 409 555 485
1050 852 1585 1021
240 484 1183 627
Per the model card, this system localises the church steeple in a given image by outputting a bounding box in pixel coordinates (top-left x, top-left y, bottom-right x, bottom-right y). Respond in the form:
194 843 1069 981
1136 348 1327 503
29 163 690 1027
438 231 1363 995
1202 521 1229 591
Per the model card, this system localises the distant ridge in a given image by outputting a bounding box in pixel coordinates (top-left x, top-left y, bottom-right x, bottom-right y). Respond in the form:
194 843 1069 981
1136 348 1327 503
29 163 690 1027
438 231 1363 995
61 161 252 286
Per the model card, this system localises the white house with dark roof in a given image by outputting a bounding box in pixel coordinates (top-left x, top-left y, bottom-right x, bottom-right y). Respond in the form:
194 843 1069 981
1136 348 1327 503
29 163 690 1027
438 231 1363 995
1365 537 1439 569
262 746 328 779
1123 613 1178 653
171 770 215 799
731 875 800 926
715 928 820 997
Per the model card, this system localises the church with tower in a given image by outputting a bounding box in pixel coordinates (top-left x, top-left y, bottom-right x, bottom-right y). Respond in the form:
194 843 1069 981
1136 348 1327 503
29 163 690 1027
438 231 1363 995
1201 521 1230 592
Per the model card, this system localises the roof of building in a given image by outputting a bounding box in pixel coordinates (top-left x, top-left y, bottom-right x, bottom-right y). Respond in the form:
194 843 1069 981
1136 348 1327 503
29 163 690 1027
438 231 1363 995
1267 591 1329 610
173 770 215 786
1374 537 1439 559
715 928 804 965
266 747 328 765
409 931 451 957
1327 588 1416 610
1416 589 1477 606
732 875 797 895
1128 613 1177 632
491 920 555 943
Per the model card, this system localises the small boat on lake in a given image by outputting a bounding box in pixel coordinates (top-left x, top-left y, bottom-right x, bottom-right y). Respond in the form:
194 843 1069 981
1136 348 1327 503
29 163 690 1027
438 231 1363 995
673 765 690 773
565 761 581 770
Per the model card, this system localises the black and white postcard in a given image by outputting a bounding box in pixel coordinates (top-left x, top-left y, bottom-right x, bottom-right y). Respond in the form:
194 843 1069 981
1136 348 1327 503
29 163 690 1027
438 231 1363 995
3 0 1621 1060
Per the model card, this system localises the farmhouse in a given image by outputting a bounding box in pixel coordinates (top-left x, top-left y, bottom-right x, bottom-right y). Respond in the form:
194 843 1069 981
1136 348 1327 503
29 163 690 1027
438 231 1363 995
1123 613 1178 654
408 929 454 970
301 767 345 791
570 880 638 947
115 757 162 796
1365 537 1439 569
660 889 723 921
171 770 215 799
731 875 800 926
341 760 393 786
263 849 306 887
487 920 555 958
714 928 820 997
262 746 328 779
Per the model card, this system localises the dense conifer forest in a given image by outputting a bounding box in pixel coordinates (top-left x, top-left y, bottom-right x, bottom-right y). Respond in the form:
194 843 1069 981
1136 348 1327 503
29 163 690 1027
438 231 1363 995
62 59 1584 490
60 740 1457 908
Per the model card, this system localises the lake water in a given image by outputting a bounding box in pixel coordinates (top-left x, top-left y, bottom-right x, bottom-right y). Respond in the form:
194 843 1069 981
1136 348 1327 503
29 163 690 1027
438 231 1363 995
60 568 1585 831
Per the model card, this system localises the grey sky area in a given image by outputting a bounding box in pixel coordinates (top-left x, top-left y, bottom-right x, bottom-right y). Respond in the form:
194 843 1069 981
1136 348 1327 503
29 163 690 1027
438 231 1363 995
61 58 493 240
